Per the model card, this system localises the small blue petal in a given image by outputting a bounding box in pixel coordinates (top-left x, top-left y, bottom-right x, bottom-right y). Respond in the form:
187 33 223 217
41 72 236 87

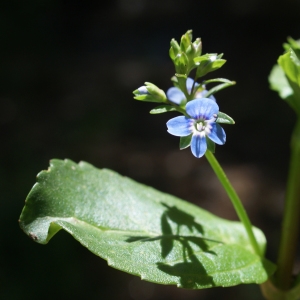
186 78 199 93
167 116 192 136
186 98 219 120
167 87 186 105
209 94 216 102
197 90 216 102
191 134 207 158
208 123 226 145
138 86 149 95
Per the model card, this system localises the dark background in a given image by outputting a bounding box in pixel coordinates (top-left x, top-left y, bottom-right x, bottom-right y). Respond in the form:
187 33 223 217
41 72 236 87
1 0 300 299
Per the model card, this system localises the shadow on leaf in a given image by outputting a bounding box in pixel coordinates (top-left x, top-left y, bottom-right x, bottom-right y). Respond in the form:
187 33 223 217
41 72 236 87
157 242 215 289
161 203 204 235
126 203 220 288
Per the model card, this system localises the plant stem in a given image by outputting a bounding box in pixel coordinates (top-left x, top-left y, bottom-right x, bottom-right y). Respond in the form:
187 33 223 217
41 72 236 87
275 121 300 290
205 151 261 256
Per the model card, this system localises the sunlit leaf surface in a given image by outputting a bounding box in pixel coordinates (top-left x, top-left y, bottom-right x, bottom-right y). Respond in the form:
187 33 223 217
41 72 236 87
19 159 275 289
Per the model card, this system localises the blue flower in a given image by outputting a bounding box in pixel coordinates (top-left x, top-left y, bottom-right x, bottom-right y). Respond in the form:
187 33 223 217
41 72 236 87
166 98 226 158
167 77 216 105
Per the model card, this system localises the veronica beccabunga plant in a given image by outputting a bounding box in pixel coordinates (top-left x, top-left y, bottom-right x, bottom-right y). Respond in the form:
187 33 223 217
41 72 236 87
18 30 300 299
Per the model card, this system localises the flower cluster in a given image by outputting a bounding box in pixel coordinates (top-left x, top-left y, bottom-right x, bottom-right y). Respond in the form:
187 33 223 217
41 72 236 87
133 30 235 158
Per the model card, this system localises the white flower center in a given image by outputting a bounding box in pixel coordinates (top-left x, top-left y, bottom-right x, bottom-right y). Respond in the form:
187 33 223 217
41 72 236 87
196 121 205 131
191 114 217 137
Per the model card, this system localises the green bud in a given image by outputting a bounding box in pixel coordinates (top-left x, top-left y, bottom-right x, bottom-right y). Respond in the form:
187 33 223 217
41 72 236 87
186 30 193 42
133 82 167 103
169 39 180 61
185 43 199 73
180 33 191 52
193 38 202 56
186 43 196 59
174 52 189 74
179 30 193 52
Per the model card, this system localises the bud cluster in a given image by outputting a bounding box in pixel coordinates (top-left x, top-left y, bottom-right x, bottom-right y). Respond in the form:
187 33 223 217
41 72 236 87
169 30 226 80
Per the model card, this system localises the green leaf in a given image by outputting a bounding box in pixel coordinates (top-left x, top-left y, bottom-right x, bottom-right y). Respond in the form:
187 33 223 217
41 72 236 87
19 159 276 289
278 48 300 86
217 112 235 124
180 134 192 149
284 37 300 60
287 37 300 50
206 138 215 153
194 54 226 78
150 105 177 114
203 78 235 84
269 57 300 115
205 81 236 98
193 54 216 63
269 64 294 99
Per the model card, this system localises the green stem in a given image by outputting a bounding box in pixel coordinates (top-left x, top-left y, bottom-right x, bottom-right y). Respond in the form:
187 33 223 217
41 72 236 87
205 151 261 256
275 120 300 290
260 278 300 300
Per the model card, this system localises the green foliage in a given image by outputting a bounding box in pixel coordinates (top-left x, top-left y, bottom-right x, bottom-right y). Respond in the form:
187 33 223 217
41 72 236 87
269 40 300 115
150 105 178 114
283 37 300 59
267 36 300 296
204 80 236 98
194 54 226 79
278 49 300 86
206 138 215 153
217 112 235 124
169 30 227 78
179 135 192 149
19 159 275 289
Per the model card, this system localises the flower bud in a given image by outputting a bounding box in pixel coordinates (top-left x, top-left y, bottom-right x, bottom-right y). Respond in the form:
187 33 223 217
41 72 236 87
174 52 189 75
169 39 180 61
133 82 167 103
193 38 202 56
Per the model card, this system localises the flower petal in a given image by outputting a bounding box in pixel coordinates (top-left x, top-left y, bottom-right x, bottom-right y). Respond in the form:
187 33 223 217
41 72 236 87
197 90 216 102
208 123 226 145
186 98 219 120
167 87 186 105
191 134 207 158
186 77 199 93
208 94 216 102
166 116 192 136
137 86 149 95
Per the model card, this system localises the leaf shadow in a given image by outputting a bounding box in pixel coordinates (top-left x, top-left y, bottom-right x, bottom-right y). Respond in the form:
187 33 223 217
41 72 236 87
156 239 215 288
126 203 221 288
